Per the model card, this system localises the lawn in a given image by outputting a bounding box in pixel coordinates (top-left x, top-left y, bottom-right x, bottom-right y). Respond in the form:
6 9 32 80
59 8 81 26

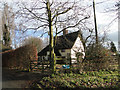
31 69 120 89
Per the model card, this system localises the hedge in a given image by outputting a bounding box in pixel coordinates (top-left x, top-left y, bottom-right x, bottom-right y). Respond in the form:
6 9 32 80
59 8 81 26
2 44 38 71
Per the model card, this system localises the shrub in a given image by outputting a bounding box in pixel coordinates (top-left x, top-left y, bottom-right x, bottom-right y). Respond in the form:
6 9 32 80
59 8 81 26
84 43 113 71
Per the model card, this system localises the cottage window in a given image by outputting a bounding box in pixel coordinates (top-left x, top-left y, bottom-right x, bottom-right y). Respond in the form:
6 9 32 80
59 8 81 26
67 53 70 58
47 52 50 55
61 49 65 52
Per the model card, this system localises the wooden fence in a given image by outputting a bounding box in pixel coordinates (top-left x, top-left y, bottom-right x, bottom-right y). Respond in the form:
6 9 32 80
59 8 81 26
31 56 80 72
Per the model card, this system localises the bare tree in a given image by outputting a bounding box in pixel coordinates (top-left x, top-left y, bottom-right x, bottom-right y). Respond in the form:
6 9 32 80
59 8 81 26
103 0 119 30
15 0 90 73
22 36 43 52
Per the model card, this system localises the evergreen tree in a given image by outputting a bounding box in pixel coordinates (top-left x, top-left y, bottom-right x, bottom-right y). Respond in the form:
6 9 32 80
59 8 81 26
2 24 11 47
2 3 15 47
110 41 117 53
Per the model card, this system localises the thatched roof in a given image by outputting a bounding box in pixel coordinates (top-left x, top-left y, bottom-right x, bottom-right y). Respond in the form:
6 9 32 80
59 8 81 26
38 31 81 56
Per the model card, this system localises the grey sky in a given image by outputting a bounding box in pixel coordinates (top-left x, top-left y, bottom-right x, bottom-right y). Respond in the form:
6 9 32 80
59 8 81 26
94 0 118 50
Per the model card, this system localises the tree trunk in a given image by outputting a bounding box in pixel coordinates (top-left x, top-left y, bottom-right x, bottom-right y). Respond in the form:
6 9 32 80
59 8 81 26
46 0 56 73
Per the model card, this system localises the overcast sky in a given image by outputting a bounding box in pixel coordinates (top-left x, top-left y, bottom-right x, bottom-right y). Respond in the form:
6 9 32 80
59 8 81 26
0 0 118 50
94 0 118 50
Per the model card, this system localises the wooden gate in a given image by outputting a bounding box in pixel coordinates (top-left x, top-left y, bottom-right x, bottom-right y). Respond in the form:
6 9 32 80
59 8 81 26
30 59 38 71
37 56 51 73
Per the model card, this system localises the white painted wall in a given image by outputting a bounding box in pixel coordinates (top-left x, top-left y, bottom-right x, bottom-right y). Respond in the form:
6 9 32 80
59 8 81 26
42 36 85 64
71 37 85 63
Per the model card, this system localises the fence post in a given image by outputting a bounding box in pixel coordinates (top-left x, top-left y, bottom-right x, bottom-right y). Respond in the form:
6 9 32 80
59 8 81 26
29 61 32 72
42 57 44 73
69 57 72 68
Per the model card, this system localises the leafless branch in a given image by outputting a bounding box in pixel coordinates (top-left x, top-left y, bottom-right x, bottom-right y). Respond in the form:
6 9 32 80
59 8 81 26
24 7 48 21
57 16 90 35
23 24 48 33
52 2 75 21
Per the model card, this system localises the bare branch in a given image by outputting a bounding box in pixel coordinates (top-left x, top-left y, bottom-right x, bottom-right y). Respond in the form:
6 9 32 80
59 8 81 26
24 7 48 21
52 2 75 21
84 29 94 43
23 24 48 33
57 16 90 35
40 31 48 37
51 1 69 15
52 14 77 25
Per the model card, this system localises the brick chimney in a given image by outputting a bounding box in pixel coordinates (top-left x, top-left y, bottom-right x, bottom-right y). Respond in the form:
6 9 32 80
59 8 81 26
63 29 68 35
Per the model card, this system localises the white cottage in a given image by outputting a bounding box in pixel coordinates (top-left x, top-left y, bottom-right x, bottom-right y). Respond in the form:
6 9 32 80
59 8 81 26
38 30 85 63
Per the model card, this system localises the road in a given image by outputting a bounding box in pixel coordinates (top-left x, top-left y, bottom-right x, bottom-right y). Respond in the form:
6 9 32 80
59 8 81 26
2 68 46 88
